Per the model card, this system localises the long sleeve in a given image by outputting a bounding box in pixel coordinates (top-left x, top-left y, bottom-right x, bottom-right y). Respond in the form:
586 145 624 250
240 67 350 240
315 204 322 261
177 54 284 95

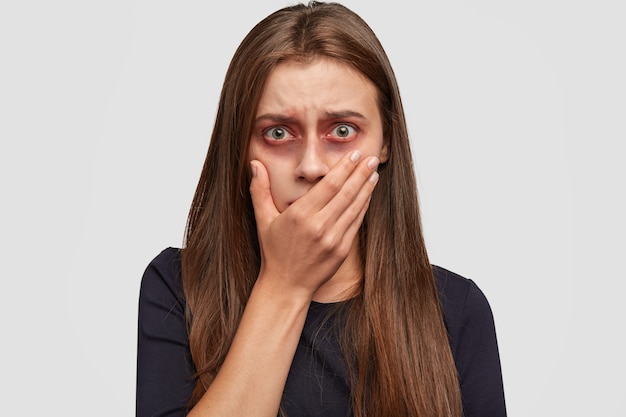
434 266 507 417
136 248 196 417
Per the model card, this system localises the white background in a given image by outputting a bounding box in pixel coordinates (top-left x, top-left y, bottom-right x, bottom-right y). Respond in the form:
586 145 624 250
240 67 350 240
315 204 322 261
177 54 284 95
1 0 624 415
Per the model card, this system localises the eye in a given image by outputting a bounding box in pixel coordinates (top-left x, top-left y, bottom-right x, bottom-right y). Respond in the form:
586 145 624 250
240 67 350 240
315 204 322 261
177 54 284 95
263 126 292 141
329 124 357 140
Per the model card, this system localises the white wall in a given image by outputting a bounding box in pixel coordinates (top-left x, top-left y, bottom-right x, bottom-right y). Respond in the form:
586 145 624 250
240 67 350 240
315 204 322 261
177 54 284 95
1 0 624 415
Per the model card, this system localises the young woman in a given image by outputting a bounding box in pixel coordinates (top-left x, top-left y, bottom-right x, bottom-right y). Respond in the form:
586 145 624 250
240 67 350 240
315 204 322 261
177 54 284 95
136 2 506 417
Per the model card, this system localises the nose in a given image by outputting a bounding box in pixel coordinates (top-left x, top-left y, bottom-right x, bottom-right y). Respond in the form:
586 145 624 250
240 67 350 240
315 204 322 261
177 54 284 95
294 139 329 183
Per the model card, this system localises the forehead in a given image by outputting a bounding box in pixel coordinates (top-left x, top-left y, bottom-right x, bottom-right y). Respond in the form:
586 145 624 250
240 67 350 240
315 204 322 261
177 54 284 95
256 57 379 115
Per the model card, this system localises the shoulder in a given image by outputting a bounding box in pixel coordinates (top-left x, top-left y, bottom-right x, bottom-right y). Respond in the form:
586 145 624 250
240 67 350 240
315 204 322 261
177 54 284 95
140 247 183 289
432 264 491 318
432 266 507 415
432 265 496 356
142 247 182 280
139 247 185 316
137 248 194 416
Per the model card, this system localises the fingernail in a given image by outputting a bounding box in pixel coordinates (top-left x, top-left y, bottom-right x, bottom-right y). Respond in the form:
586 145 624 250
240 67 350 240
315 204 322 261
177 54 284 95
350 150 361 162
367 157 379 170
250 162 257 177
369 171 379 185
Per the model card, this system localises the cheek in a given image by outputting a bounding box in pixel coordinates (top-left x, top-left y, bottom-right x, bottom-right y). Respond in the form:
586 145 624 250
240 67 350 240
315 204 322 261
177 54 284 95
254 155 294 212
248 141 262 162
248 139 293 165
360 132 386 160
267 175 292 213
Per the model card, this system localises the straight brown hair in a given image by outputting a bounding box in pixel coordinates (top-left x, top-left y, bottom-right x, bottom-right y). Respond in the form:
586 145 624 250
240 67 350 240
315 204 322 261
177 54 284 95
181 2 462 416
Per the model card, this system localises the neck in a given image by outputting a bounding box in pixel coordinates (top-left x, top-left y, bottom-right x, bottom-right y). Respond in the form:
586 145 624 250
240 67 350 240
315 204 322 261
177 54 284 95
312 239 362 303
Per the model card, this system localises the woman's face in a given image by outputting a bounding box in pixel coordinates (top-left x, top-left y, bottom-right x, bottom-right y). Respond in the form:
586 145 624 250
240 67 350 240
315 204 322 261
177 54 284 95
249 57 389 212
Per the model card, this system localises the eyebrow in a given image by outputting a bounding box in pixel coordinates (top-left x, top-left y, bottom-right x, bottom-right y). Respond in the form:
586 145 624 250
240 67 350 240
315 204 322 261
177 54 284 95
323 110 367 120
255 114 298 124
255 110 368 124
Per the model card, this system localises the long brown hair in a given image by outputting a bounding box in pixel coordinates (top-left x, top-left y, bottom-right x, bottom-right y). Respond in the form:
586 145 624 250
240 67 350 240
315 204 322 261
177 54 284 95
182 2 461 416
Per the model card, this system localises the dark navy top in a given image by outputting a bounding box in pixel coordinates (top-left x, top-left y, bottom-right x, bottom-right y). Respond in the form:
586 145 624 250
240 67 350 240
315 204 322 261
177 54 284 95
136 248 506 416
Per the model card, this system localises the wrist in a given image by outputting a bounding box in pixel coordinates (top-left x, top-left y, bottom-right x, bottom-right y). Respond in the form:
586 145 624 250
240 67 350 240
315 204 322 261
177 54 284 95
252 271 315 310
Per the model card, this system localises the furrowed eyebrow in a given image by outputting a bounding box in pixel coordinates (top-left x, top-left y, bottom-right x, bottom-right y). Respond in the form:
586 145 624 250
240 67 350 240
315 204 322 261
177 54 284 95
255 114 298 124
255 110 367 124
323 110 367 120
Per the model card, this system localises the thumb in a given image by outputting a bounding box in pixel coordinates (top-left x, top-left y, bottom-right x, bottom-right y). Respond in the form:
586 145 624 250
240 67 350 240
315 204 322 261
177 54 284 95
249 160 279 227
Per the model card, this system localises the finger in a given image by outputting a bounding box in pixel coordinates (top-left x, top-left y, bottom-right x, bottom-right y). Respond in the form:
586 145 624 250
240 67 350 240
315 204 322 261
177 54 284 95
249 160 279 228
293 150 364 212
326 169 378 238
341 194 372 250
319 156 379 225
324 193 373 263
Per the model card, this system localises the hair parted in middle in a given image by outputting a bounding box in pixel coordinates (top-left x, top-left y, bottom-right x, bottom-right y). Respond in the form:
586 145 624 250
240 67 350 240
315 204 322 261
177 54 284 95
182 2 462 416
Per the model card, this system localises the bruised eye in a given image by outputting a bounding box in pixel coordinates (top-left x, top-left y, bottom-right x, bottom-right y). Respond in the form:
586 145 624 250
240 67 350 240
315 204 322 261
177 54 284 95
330 124 356 139
264 127 291 141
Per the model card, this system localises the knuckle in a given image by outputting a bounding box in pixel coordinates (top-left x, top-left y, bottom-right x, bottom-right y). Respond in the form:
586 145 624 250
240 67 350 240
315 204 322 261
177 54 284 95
324 176 342 193
309 221 326 240
336 240 352 258
344 203 361 220
291 210 308 227
248 181 257 194
319 232 339 251
341 183 357 200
